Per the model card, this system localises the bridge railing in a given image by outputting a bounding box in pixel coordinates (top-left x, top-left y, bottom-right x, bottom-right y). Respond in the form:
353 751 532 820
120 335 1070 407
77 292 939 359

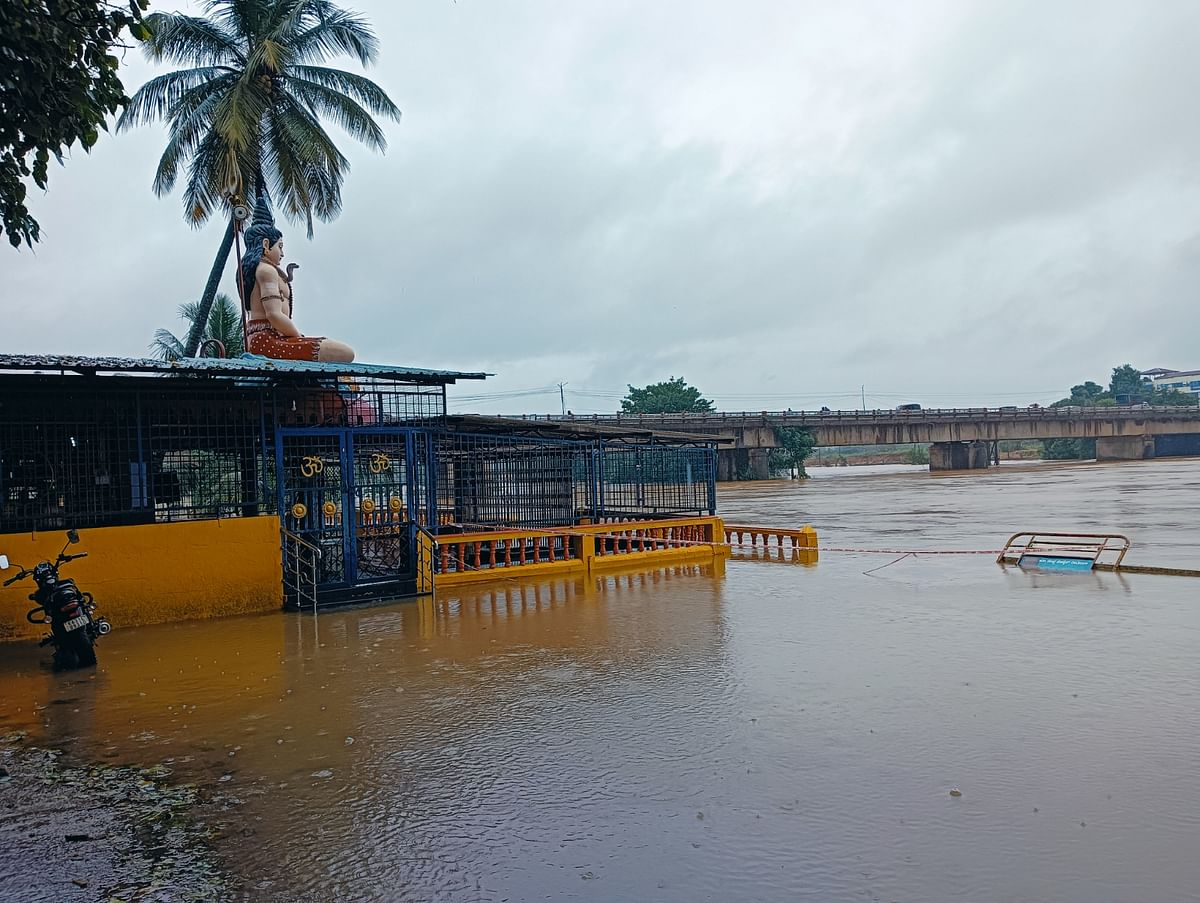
499 405 1200 424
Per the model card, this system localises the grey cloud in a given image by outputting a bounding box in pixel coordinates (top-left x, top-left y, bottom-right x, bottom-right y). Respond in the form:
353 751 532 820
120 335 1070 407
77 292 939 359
3 0 1198 413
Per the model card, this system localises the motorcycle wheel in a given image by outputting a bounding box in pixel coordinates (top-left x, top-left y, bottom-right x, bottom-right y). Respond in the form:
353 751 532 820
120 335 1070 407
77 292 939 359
61 629 97 669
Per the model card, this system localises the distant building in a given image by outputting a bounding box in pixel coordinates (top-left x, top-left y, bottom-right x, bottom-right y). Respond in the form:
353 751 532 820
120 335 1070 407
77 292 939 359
1144 367 1200 395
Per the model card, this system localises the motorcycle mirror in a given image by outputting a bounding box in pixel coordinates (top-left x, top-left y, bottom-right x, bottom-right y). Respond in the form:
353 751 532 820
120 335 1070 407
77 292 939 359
0 555 8 570
67 529 80 544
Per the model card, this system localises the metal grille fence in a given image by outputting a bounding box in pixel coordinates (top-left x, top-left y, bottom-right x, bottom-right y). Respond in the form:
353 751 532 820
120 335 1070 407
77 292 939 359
1 375 716 537
432 432 594 529
0 378 273 531
599 442 715 519
430 433 716 530
271 377 444 428
0 375 446 533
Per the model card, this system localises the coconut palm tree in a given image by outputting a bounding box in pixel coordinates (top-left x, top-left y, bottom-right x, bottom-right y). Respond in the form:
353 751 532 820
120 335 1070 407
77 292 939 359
151 293 246 361
119 0 400 356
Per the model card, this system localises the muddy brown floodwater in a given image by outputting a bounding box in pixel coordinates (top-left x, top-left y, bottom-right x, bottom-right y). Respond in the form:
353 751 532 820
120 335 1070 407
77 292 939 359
2 457 1200 901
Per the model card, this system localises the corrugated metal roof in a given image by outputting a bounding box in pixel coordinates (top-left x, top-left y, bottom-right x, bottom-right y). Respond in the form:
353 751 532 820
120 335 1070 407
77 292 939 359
443 414 728 445
0 353 489 383
1149 368 1200 380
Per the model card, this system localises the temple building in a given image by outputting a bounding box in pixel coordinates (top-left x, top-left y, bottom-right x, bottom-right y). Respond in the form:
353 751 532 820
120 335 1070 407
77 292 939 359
0 354 721 637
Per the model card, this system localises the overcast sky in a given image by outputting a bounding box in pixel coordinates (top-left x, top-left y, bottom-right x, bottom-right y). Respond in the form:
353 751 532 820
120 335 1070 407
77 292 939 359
2 0 1198 413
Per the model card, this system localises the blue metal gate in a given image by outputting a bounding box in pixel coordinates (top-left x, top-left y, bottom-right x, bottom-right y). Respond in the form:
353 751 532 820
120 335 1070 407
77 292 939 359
277 427 434 596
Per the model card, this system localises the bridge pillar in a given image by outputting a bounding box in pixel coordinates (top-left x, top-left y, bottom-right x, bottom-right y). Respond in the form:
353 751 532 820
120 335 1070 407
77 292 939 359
747 448 771 480
717 449 737 482
1096 435 1155 461
929 441 991 472
717 448 772 481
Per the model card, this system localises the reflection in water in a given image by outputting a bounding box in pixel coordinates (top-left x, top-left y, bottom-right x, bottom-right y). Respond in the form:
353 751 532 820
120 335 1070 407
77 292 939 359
2 459 1200 900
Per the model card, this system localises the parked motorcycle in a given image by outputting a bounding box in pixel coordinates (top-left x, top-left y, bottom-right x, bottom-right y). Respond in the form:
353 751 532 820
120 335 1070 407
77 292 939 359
0 530 112 670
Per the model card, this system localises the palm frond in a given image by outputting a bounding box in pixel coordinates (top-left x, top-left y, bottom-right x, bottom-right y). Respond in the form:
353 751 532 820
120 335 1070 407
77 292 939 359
182 131 235 226
264 101 345 236
212 72 270 155
117 68 232 132
154 294 244 359
268 0 325 43
207 293 246 356
207 0 261 49
141 12 243 67
152 86 231 197
150 328 187 361
289 8 380 66
126 0 393 235
177 300 205 321
283 78 387 151
288 66 400 120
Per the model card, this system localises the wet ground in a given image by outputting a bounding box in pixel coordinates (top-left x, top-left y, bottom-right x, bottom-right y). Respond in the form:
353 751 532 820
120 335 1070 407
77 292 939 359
0 736 225 902
2 457 1199 901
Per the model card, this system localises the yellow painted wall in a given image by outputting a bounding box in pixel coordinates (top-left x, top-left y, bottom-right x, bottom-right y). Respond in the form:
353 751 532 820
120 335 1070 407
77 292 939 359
0 517 283 642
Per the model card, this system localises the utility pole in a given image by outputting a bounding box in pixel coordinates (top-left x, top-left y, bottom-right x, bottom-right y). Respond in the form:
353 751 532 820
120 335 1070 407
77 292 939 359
861 385 866 411
558 382 567 415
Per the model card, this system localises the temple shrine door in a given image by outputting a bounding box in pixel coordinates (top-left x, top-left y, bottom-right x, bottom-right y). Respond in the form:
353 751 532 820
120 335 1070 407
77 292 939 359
277 427 431 598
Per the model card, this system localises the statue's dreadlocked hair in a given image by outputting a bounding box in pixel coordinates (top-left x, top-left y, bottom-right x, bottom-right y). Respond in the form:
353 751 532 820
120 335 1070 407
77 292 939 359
240 193 283 310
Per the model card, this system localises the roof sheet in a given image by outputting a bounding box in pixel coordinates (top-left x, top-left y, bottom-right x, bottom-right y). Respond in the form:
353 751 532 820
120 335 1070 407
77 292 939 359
443 414 727 445
1149 368 1200 380
0 353 488 384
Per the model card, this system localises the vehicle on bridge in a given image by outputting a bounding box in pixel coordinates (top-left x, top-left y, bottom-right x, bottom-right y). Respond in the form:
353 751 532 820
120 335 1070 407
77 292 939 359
895 403 922 412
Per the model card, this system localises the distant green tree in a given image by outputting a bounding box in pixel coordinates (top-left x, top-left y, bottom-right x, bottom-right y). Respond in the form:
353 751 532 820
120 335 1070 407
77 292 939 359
1108 364 1149 399
1068 380 1106 401
1040 362 1197 459
769 426 815 478
620 377 714 414
151 293 244 361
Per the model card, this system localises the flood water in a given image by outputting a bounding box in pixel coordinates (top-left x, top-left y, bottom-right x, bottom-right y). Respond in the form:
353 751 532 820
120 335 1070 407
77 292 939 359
2 458 1200 901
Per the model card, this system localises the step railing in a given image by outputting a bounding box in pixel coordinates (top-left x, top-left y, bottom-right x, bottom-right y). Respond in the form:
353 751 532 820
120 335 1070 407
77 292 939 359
281 527 322 613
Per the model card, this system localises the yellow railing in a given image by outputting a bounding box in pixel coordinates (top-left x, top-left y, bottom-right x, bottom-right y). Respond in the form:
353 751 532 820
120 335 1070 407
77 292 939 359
724 523 817 551
433 516 727 586
435 528 580 576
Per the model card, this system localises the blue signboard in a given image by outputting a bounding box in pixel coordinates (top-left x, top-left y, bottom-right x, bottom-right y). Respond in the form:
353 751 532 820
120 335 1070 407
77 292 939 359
1018 555 1095 572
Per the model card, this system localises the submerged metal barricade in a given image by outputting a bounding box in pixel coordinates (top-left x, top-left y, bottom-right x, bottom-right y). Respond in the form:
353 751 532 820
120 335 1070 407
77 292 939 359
997 531 1131 571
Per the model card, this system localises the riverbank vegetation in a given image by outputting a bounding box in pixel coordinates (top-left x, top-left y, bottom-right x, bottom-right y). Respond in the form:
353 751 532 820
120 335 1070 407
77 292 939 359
769 426 816 478
1041 364 1197 459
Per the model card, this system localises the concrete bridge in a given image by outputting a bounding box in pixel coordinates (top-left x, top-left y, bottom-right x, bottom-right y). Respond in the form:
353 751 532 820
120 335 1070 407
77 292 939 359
510 407 1200 477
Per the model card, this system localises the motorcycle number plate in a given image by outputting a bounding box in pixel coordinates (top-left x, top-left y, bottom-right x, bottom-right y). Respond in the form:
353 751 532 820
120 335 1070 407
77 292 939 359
61 615 89 633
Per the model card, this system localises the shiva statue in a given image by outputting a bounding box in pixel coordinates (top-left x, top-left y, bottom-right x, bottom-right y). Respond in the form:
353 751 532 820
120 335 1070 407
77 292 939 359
240 194 355 363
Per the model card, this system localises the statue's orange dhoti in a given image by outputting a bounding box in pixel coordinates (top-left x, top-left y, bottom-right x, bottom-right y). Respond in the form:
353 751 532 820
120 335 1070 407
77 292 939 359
240 194 355 363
